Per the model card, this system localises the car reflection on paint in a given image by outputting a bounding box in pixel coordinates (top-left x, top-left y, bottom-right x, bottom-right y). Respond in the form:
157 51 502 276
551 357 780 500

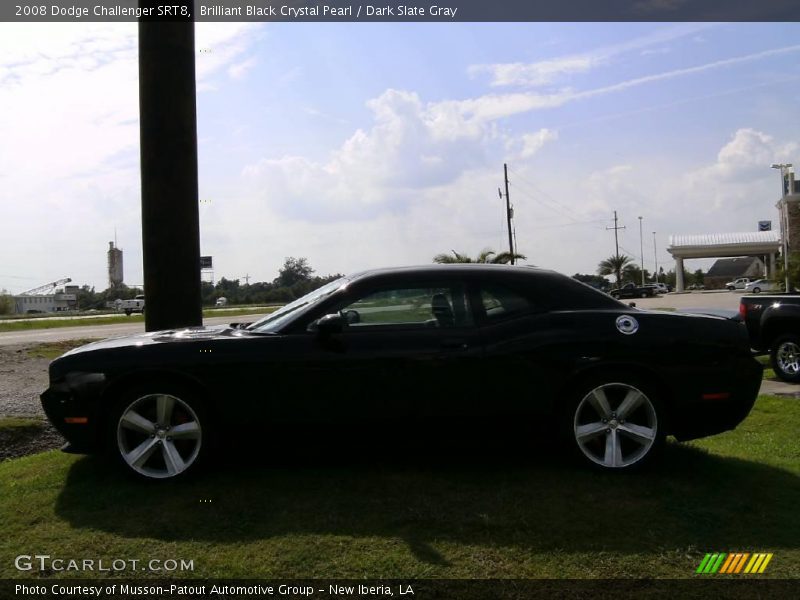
41 265 762 480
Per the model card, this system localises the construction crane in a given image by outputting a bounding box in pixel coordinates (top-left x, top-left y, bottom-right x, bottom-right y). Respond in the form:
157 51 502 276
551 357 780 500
21 278 72 296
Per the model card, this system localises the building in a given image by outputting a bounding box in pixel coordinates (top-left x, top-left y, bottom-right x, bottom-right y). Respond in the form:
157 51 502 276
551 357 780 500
14 285 79 313
704 257 766 289
108 241 124 287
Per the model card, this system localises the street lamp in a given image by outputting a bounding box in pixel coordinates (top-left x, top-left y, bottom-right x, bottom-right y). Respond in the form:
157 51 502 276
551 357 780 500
652 232 658 285
772 163 793 293
638 216 645 286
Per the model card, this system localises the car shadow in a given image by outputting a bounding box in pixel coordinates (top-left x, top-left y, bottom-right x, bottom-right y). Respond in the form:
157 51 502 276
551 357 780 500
54 437 800 563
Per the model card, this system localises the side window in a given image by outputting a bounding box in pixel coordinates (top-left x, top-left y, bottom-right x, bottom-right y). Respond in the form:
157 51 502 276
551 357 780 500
340 284 473 329
480 284 531 320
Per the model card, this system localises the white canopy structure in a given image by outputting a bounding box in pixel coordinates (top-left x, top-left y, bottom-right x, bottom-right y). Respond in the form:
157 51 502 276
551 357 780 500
667 231 781 292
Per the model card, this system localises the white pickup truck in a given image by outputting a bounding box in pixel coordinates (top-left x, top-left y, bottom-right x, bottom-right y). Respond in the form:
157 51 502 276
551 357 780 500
119 295 145 316
725 278 752 291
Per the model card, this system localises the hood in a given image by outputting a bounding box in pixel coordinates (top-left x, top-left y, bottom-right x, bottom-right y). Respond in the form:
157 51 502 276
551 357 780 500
60 324 238 357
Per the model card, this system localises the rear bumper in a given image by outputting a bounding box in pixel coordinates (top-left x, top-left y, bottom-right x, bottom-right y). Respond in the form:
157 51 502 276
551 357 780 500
669 356 762 441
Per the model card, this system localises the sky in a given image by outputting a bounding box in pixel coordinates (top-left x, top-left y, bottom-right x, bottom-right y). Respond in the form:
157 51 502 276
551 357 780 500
0 21 799 294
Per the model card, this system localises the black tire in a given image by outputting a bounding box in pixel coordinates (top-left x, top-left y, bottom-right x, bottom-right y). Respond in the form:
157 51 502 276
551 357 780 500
564 377 665 471
770 334 800 383
108 384 211 480
640 292 648 298
124 310 131 316
753 288 761 294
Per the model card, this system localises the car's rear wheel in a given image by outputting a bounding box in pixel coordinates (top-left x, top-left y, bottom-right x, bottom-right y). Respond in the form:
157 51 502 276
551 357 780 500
569 381 664 470
753 287 761 294
771 335 800 383
111 388 207 480
640 292 648 298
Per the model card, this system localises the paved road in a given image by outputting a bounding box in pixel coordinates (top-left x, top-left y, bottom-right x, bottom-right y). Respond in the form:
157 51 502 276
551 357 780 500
622 289 748 311
0 314 268 347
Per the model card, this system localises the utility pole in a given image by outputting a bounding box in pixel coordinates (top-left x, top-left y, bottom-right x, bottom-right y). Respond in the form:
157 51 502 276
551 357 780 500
772 163 793 293
243 274 251 285
606 211 626 258
500 163 515 264
653 232 658 285
606 211 626 283
638 216 645 286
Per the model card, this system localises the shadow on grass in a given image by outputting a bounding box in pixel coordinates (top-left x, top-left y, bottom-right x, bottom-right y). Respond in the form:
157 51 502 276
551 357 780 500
54 438 800 562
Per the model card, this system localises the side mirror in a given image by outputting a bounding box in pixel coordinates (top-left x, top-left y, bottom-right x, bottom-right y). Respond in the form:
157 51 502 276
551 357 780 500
308 313 345 335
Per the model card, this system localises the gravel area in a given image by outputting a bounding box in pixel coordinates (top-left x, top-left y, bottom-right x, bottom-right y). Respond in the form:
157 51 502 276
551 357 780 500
0 343 50 418
0 343 65 460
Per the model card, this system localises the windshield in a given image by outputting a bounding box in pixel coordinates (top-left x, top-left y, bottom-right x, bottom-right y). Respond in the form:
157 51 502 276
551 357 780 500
246 277 350 333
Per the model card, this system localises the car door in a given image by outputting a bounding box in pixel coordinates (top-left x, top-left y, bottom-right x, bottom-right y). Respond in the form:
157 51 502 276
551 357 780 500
473 282 560 418
314 279 484 422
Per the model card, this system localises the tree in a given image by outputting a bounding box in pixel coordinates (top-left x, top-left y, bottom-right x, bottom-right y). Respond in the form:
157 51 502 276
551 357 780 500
275 257 314 288
0 289 13 315
573 274 610 291
597 254 634 284
432 248 527 264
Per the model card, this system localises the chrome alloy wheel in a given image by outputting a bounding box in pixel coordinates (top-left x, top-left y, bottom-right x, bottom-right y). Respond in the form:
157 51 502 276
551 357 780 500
573 383 657 469
116 394 202 479
776 341 800 376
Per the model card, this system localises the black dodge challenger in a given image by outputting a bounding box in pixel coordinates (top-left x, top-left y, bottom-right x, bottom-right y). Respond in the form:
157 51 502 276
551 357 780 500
42 265 762 480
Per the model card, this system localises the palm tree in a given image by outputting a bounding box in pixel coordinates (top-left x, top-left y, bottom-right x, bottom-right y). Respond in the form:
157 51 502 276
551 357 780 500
597 254 634 284
433 248 527 265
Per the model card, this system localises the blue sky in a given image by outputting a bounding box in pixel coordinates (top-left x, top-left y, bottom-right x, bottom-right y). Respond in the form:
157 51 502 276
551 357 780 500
1 22 799 293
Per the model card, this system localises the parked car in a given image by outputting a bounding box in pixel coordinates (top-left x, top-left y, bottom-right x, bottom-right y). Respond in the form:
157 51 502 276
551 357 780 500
215 297 228 307
740 293 800 382
41 265 761 480
609 282 656 299
653 283 671 294
743 279 777 294
119 295 145 316
726 278 752 291
687 283 705 291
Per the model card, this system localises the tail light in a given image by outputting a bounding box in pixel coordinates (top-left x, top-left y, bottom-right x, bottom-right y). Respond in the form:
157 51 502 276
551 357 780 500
739 302 747 319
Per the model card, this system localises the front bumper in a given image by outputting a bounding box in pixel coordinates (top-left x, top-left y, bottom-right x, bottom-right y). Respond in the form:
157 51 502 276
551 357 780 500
40 374 106 453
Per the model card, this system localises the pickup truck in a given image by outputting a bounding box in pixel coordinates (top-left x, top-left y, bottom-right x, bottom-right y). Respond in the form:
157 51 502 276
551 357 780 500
740 294 800 382
119 294 145 316
726 277 752 291
609 282 656 299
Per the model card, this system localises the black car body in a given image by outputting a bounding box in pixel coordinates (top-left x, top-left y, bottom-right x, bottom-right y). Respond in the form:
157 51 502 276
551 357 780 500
42 265 761 479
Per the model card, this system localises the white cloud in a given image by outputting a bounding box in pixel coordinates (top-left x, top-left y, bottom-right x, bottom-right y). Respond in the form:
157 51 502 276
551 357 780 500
0 23 264 292
519 129 559 158
470 23 712 88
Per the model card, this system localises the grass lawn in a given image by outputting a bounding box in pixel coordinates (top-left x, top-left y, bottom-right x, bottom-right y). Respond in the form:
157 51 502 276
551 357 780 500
0 307 276 333
1 395 798 580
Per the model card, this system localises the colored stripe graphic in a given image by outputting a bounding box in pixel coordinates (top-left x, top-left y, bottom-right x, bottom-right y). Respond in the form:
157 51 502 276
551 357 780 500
758 554 773 573
733 553 750 573
697 552 772 574
696 554 713 574
719 554 736 573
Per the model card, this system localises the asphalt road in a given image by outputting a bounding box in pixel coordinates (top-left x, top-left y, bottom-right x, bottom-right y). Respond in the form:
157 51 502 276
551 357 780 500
0 314 268 347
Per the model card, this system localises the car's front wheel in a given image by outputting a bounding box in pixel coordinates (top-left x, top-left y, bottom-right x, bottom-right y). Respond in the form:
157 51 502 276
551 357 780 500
771 335 800 383
111 388 208 480
568 380 664 470
752 287 761 294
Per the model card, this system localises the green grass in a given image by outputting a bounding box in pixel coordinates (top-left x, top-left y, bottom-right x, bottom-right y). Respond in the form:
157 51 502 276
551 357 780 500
0 307 276 333
0 417 43 431
1 395 798 579
756 355 776 380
